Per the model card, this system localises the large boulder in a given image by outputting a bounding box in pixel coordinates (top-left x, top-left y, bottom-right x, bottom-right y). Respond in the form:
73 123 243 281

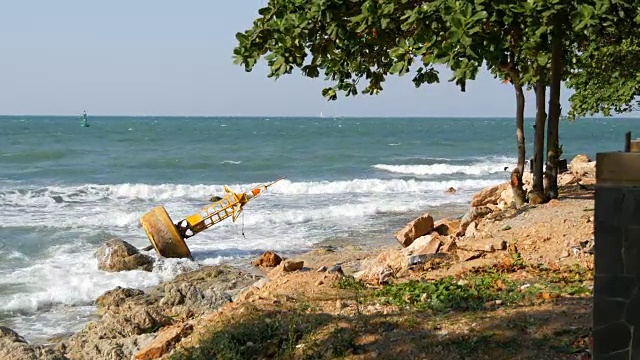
354 249 407 284
558 172 579 186
64 265 256 360
569 154 596 178
394 213 434 247
402 235 434 256
470 182 510 207
456 206 493 237
500 188 514 207
96 287 145 314
95 238 155 272
0 326 68 360
153 266 254 309
252 251 283 268
433 219 461 236
414 236 442 256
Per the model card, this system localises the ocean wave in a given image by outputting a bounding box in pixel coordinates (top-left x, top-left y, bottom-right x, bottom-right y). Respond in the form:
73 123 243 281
0 191 474 230
373 159 516 176
0 250 197 314
0 178 502 206
220 160 242 165
267 178 499 195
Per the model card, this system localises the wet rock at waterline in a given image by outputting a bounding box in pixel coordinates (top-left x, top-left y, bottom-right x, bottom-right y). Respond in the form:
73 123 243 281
63 265 256 360
95 238 155 272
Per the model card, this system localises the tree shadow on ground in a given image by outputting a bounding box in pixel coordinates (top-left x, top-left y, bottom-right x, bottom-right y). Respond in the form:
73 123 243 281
171 295 592 360
559 184 595 200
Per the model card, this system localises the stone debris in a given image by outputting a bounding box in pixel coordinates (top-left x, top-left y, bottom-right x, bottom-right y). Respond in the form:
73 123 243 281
283 260 304 272
327 264 344 275
252 251 283 268
394 213 434 247
133 323 193 360
0 326 68 360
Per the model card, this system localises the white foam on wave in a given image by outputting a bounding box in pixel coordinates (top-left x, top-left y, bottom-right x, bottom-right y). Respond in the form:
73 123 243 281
0 174 506 341
268 178 498 195
220 160 242 165
373 159 516 176
0 244 198 314
0 178 501 206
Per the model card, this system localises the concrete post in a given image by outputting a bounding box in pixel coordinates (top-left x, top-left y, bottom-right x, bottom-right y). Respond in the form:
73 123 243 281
593 146 640 359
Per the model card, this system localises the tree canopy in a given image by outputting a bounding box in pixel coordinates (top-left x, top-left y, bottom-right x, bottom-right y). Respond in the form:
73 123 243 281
568 17 640 118
234 0 635 101
233 0 640 202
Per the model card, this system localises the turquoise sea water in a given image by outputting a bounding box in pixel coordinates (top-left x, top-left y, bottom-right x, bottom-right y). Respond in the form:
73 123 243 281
0 115 637 342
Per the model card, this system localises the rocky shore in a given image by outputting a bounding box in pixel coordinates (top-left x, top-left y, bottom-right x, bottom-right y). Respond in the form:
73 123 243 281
0 154 597 360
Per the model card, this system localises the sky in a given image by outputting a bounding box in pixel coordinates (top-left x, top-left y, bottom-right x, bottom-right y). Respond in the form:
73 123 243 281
0 0 598 117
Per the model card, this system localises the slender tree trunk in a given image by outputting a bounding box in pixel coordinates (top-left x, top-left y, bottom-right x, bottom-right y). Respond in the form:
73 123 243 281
545 25 563 200
511 74 527 208
530 74 547 204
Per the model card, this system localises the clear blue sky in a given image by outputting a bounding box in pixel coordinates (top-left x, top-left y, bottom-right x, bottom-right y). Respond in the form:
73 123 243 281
0 0 576 117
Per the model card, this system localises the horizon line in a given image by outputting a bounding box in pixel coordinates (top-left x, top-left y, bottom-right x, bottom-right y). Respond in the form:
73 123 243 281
0 114 636 120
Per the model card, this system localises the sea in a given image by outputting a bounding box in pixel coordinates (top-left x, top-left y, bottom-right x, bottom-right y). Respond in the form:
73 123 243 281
0 115 637 343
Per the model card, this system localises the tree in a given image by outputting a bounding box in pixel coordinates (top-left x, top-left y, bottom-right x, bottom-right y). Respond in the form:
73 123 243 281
567 5 640 119
234 0 636 205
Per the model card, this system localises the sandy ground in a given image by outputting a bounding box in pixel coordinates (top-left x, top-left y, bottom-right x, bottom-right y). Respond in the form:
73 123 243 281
162 183 595 360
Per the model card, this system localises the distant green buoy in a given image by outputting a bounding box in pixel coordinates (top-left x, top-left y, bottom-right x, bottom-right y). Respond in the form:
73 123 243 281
81 111 90 127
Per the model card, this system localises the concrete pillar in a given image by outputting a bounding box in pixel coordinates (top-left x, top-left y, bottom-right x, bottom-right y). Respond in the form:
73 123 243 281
594 149 640 359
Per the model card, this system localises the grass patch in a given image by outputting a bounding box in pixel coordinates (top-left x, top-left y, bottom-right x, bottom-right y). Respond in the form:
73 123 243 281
169 311 317 360
374 254 592 312
170 254 592 359
336 276 367 291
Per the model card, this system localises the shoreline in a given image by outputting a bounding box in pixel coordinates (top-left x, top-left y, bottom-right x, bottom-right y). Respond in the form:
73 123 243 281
0 156 596 359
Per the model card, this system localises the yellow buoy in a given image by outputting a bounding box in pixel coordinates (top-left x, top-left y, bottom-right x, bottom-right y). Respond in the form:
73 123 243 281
139 177 285 259
140 206 192 259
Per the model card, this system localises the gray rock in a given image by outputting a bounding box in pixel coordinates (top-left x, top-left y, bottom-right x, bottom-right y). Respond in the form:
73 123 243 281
96 286 145 313
327 265 344 275
95 238 154 272
408 254 429 267
63 265 256 360
0 326 69 360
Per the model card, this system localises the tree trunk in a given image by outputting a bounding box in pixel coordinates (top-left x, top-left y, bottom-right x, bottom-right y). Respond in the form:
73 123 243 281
511 76 527 208
545 25 563 200
530 75 547 204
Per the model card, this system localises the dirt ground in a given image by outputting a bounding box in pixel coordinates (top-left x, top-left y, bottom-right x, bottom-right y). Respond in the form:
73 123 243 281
165 184 595 360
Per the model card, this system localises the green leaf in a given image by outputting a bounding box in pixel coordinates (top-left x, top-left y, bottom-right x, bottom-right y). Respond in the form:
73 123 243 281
390 47 407 59
350 14 367 23
470 11 488 22
389 61 405 74
235 32 249 44
451 14 465 30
